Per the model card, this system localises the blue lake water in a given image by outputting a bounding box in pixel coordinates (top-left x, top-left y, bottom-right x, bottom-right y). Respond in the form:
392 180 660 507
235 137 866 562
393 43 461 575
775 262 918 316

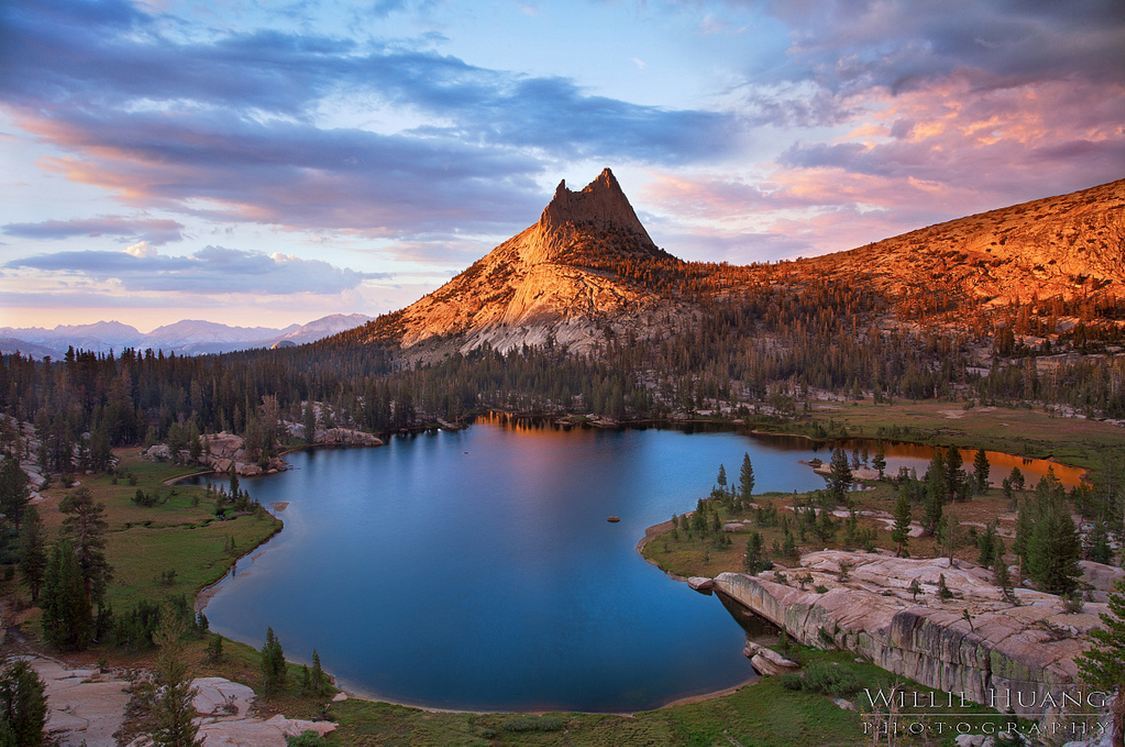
195 419 1044 712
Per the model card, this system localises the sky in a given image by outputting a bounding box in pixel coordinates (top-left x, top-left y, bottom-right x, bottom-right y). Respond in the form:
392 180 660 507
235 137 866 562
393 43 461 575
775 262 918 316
1 0 1122 331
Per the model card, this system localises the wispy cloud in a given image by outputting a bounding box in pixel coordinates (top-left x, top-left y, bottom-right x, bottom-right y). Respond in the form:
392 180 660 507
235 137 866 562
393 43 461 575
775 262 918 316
3 216 185 245
6 244 382 294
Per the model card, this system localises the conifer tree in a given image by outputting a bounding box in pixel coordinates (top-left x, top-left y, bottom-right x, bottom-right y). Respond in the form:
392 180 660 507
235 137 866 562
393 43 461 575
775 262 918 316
936 515 962 567
0 660 46 747
146 604 202 747
973 448 990 494
715 464 728 493
303 402 317 444
976 522 998 567
310 650 327 696
891 491 912 557
40 540 92 650
738 453 754 505
260 627 287 695
1075 581 1124 741
59 487 112 606
872 445 887 479
826 448 852 503
744 532 769 574
18 506 46 602
944 446 963 499
1025 490 1081 595
0 456 29 528
993 554 1015 604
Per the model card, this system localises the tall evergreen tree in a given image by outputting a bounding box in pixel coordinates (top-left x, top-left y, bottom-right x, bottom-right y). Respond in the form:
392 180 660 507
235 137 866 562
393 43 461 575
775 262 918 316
0 456 29 528
973 448 990 494
146 604 203 747
40 540 92 650
738 453 755 504
0 661 46 747
936 515 962 567
310 650 328 696
891 491 912 557
1075 581 1125 742
303 401 317 444
744 532 769 574
59 487 112 606
944 446 963 499
976 522 999 567
260 627 287 695
715 464 728 493
18 506 46 602
826 448 853 503
1025 490 1082 595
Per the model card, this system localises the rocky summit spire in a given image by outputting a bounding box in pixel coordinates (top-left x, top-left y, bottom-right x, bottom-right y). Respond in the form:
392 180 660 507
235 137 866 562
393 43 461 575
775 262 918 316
539 168 654 245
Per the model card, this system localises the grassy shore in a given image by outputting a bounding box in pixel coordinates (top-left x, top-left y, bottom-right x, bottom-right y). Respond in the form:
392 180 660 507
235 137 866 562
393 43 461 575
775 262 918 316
805 398 1124 471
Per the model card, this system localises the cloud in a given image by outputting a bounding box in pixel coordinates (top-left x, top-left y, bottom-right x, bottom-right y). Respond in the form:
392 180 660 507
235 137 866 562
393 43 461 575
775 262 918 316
6 245 383 295
2 216 185 245
0 0 737 176
16 106 547 235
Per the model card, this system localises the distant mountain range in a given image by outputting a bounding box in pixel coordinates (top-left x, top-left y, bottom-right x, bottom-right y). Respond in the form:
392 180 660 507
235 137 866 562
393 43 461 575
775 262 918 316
0 313 372 358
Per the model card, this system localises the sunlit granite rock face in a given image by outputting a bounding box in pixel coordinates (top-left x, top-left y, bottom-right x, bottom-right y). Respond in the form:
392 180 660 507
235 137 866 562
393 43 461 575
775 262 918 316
713 550 1108 722
356 168 685 354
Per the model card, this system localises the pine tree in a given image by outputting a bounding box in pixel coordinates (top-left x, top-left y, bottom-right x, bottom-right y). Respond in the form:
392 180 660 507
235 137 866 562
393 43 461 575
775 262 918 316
1075 581 1125 742
872 445 886 479
310 650 327 696
40 540 92 650
0 456 29 528
715 464 728 493
814 508 836 544
1025 491 1081 595
59 487 112 606
973 448 990 494
18 506 46 602
993 554 1014 603
944 446 963 500
936 515 962 567
891 491 911 557
738 453 754 505
976 522 998 566
146 604 202 747
260 627 287 695
922 458 945 536
826 448 852 503
744 532 769 574
303 401 317 444
1085 521 1112 564
0 660 46 747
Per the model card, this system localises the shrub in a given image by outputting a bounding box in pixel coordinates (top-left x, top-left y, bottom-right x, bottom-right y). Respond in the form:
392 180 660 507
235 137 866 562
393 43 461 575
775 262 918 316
501 715 567 733
795 662 862 696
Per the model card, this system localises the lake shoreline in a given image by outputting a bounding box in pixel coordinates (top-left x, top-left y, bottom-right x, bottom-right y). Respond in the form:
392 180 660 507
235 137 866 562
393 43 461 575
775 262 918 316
187 414 1092 716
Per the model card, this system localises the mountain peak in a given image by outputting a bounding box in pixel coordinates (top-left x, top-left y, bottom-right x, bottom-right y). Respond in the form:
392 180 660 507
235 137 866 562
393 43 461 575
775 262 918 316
539 168 653 244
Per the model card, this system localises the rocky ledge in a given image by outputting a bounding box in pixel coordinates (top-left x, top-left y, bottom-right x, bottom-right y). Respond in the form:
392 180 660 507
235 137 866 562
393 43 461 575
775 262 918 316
144 427 383 476
712 550 1110 722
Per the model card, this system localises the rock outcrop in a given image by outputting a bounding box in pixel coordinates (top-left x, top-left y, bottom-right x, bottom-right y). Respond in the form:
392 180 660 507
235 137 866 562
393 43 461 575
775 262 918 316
144 424 382 477
18 657 336 747
713 550 1108 722
742 641 800 676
